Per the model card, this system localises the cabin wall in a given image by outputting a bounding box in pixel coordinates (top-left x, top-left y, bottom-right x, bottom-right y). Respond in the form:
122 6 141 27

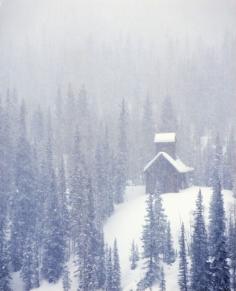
145 156 180 194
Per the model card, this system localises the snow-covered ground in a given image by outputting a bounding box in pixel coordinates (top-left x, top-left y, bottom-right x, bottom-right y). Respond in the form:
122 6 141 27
11 185 235 291
104 185 235 291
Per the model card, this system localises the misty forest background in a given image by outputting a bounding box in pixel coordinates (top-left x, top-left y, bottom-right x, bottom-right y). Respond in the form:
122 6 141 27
0 0 236 290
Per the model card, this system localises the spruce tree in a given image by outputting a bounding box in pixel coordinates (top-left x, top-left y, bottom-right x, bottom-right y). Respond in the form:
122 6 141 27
112 239 121 291
57 157 70 259
11 102 35 272
142 95 155 165
178 224 188 291
191 189 210 291
130 240 138 270
95 129 114 224
228 211 236 291
63 264 71 291
105 247 113 291
114 99 128 203
164 222 175 264
78 178 102 290
160 267 166 291
139 193 159 289
209 172 230 291
0 101 12 291
41 127 65 283
154 187 167 261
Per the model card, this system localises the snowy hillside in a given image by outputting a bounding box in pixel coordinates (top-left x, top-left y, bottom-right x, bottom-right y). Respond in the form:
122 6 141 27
10 185 235 291
104 186 235 291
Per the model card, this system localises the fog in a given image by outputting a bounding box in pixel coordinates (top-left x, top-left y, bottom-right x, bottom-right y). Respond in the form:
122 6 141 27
0 0 235 109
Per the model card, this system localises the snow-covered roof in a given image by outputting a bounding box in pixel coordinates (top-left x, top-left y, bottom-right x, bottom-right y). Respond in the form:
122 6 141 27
144 152 194 173
154 132 176 143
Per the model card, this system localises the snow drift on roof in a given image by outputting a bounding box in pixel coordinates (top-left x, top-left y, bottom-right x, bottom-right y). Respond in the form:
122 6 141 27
154 132 176 143
143 151 194 173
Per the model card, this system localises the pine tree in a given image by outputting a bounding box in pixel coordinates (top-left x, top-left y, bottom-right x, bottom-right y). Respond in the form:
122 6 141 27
223 143 233 190
57 157 70 259
141 95 155 165
21 235 39 291
69 128 87 246
191 189 210 291
63 264 71 291
0 101 12 291
209 172 230 291
154 187 167 261
178 224 188 291
96 231 106 289
41 124 65 283
114 99 128 203
78 178 103 290
112 239 121 291
135 244 140 262
139 193 159 289
164 222 175 264
160 267 166 291
228 210 236 291
130 240 138 270
210 134 223 186
11 102 35 272
105 247 113 291
94 129 114 224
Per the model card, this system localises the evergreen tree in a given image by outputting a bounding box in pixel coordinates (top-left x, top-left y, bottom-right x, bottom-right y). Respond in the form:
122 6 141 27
11 102 34 272
0 101 12 291
228 211 236 291
139 193 159 289
41 124 65 283
105 247 113 291
57 157 70 259
141 95 155 165
112 239 121 291
191 189 210 291
96 231 106 289
63 264 71 291
69 128 87 246
210 134 223 186
209 172 230 291
114 99 128 203
164 222 175 264
160 267 166 291
78 178 103 290
94 129 114 224
130 240 139 270
223 142 233 190
154 187 167 260
135 244 140 262
178 224 188 291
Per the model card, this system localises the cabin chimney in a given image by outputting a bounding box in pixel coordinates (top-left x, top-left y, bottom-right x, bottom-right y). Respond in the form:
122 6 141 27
154 132 176 158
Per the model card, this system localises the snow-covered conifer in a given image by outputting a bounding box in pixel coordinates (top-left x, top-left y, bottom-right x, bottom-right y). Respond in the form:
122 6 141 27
209 172 230 290
191 189 210 291
178 224 189 291
112 239 121 291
